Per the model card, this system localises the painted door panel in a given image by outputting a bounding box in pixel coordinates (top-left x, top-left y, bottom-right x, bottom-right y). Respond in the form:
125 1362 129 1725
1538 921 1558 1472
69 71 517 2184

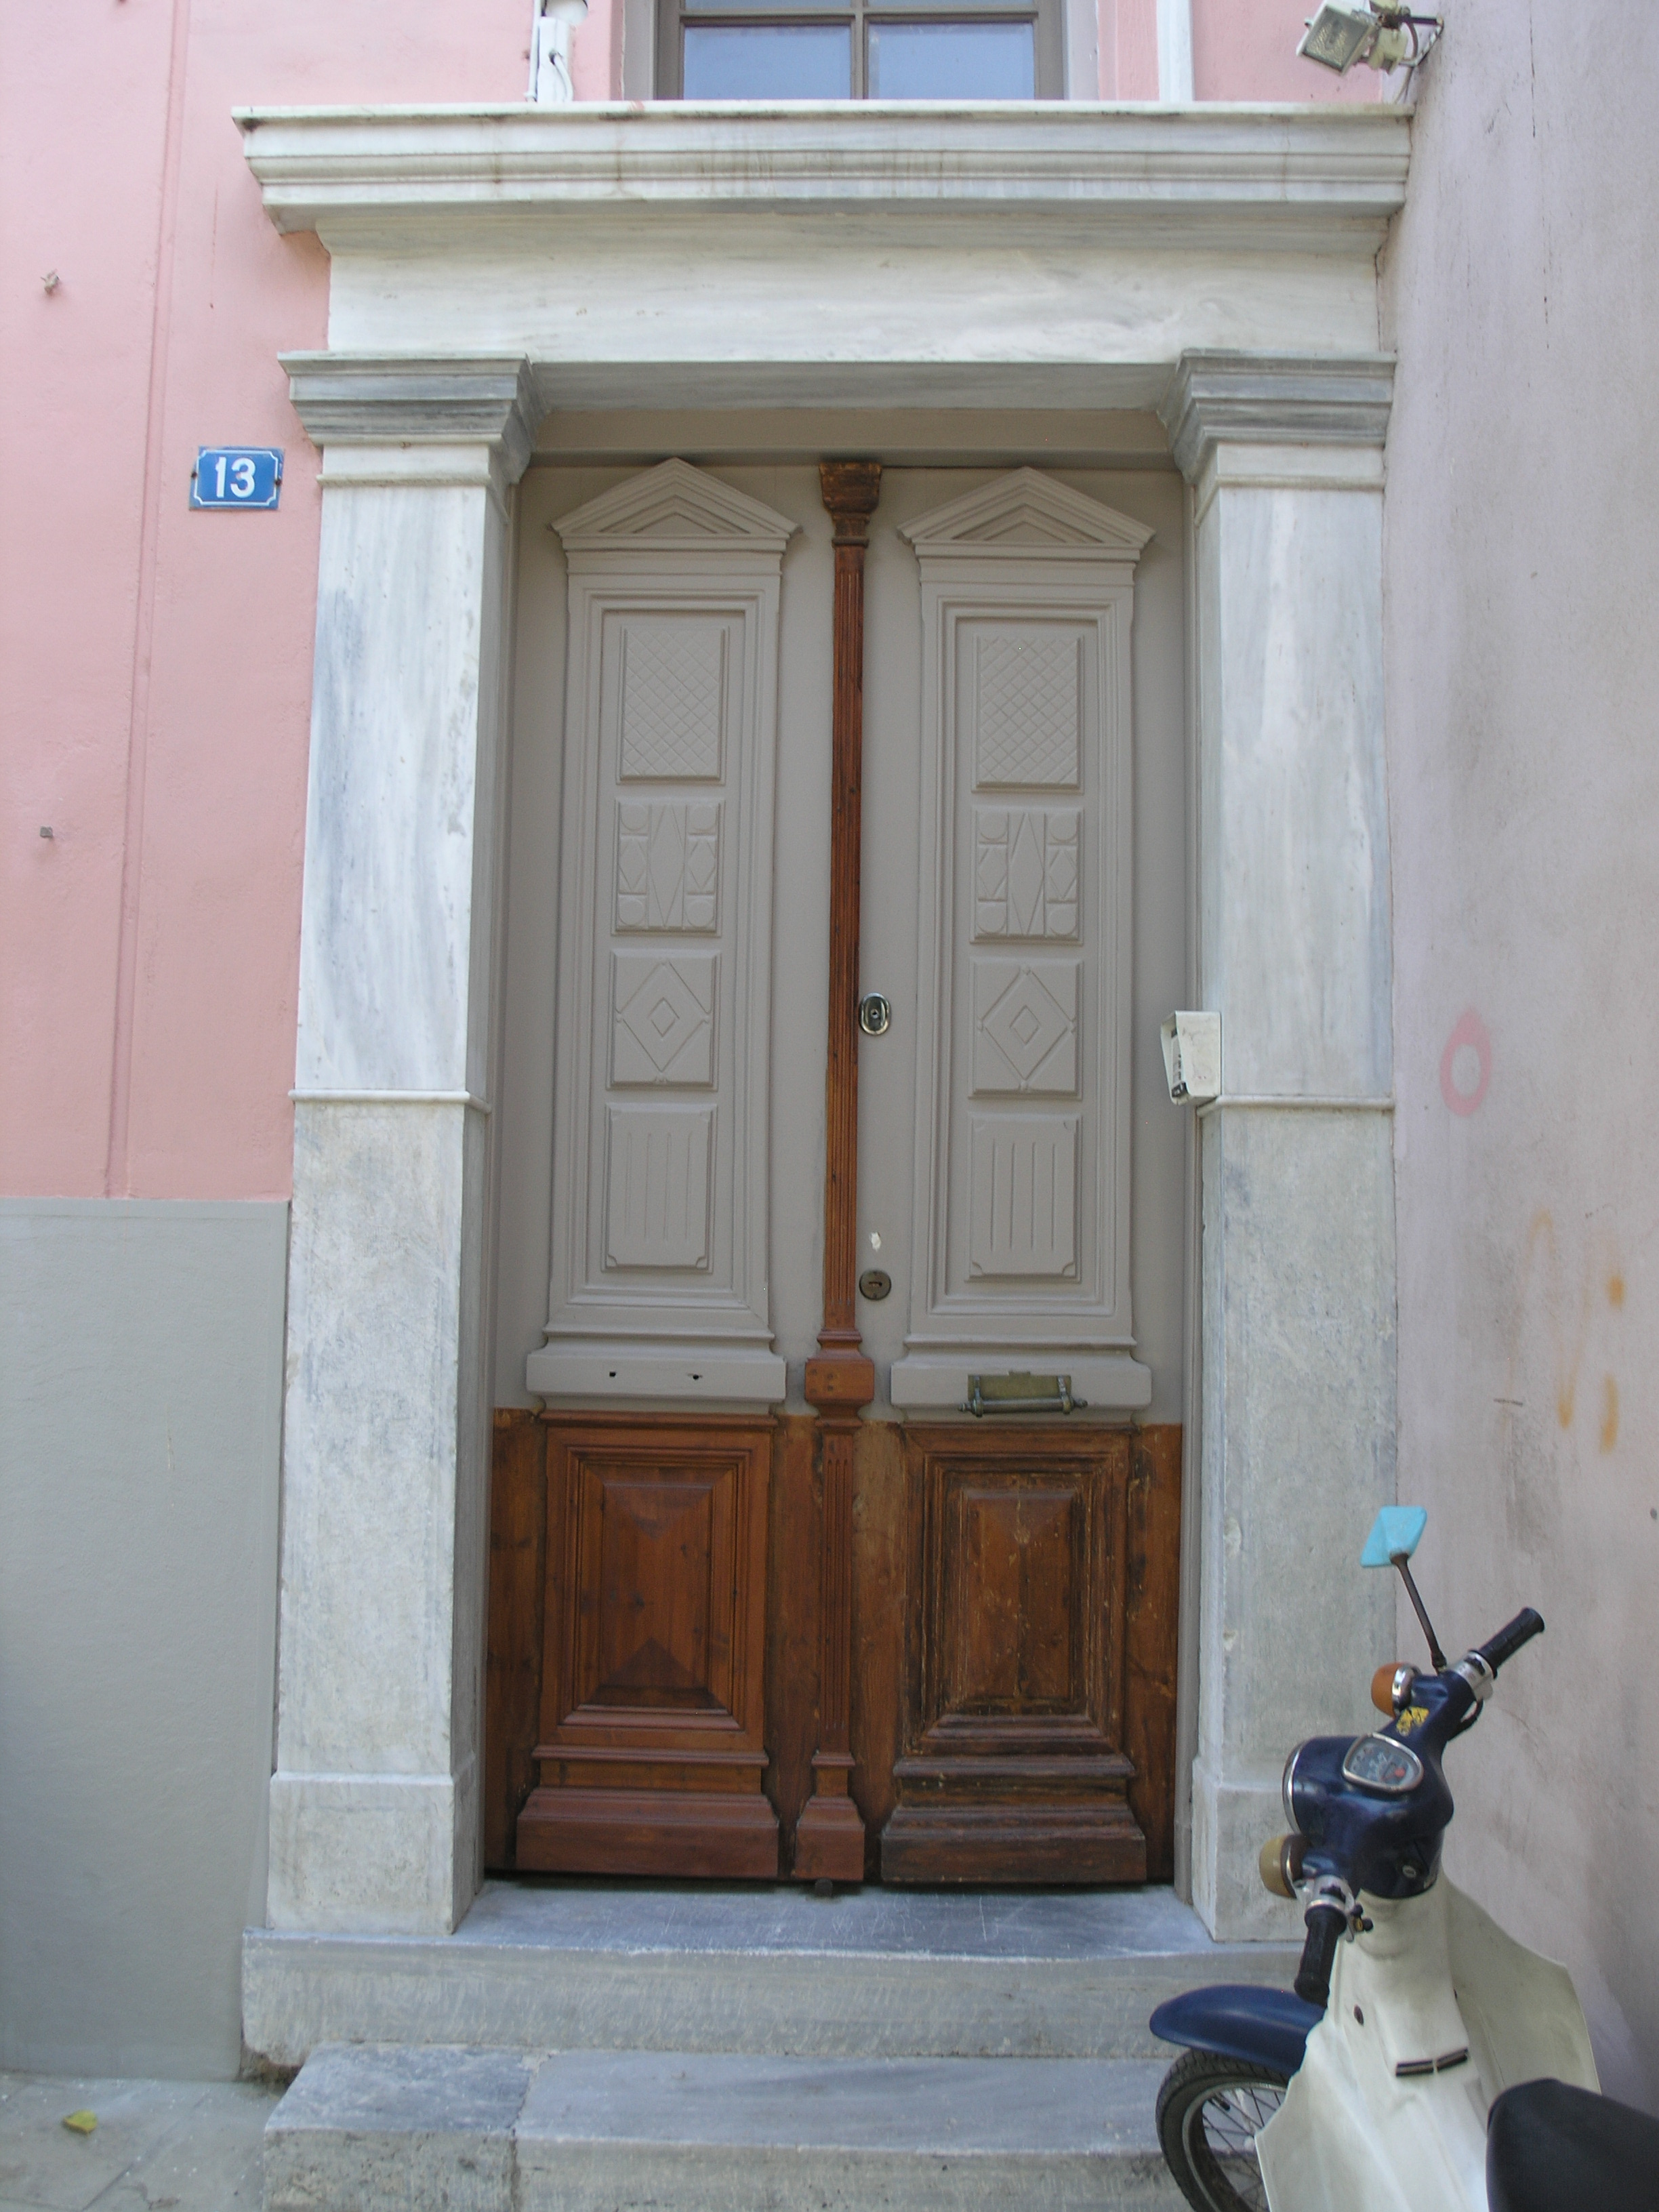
490 457 1181 1885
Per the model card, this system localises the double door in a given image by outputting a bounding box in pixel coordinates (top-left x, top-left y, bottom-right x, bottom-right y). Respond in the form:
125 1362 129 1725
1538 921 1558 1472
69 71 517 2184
486 454 1181 1885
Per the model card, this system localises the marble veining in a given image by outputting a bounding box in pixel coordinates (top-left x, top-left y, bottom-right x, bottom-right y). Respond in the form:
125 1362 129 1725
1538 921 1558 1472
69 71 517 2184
295 484 494 1094
278 1105 468 1775
1204 483 1391 1100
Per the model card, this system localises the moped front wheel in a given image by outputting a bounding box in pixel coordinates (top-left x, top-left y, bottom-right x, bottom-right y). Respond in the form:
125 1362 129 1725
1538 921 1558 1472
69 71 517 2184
1154 2048 1289 2212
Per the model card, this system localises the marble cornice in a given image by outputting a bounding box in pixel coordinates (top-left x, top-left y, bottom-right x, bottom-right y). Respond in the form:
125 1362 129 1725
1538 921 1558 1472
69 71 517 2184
282 354 539 483
1160 351 1396 483
239 104 1410 252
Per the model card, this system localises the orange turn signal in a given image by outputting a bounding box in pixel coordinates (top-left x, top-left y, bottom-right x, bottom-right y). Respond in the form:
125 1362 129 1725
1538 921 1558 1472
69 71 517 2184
1259 1832 1306 1901
1372 1662 1415 1715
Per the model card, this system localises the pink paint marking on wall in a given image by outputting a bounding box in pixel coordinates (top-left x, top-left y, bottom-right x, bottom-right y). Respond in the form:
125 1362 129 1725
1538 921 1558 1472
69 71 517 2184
1440 1008 1492 1116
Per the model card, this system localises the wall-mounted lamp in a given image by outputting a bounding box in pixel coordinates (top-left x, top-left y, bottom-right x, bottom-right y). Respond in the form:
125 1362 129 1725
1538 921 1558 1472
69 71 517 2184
529 0 590 104
1298 2 1443 75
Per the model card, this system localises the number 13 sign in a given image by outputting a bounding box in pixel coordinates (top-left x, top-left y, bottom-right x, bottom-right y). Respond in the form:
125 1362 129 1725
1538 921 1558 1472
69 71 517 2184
191 447 283 510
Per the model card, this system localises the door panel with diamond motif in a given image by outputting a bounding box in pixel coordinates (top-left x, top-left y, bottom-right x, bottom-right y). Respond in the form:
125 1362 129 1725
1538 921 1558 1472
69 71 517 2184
495 459 1181 1887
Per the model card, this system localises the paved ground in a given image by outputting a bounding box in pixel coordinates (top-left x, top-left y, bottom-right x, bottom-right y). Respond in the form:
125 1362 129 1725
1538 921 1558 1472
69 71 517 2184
0 2074 278 2212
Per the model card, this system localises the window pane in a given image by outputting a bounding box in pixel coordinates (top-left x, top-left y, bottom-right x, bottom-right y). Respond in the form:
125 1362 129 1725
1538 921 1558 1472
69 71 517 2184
866 20 1034 96
683 23 853 94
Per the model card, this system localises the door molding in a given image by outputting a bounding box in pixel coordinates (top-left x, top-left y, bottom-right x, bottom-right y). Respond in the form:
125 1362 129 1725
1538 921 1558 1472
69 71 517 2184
891 469 1153 1414
528 461 795 1406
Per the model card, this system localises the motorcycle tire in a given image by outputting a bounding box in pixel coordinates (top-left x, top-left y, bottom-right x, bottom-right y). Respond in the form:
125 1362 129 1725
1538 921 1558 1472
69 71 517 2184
1154 2047 1290 2212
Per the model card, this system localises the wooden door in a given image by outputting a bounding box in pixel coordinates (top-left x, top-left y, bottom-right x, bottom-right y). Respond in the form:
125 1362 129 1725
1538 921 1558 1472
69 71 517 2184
488 1408 1180 1881
514 1414 778 1877
880 1425 1145 1881
487 457 1183 1887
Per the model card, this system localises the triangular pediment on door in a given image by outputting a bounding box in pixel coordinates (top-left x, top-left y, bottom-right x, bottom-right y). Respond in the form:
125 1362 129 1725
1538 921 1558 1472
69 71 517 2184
899 466 1155 567
553 456 797 559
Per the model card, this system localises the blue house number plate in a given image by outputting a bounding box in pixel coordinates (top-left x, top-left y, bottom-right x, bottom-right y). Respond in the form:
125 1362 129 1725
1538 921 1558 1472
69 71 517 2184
192 447 283 510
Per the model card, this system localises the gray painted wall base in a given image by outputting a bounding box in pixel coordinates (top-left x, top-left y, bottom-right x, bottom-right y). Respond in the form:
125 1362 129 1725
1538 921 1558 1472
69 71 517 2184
265 2044 1184 2212
0 1199 287 2079
244 1880 1298 2070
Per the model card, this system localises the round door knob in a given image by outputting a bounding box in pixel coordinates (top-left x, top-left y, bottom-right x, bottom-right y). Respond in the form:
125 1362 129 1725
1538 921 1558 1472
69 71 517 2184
859 993 891 1036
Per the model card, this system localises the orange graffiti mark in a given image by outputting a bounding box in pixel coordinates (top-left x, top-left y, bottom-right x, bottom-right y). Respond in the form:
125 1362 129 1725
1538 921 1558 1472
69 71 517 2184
1600 1376 1619 1453
1511 1211 1626 1439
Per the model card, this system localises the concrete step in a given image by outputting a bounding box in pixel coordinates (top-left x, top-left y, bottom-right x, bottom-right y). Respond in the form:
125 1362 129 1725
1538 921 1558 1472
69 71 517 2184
245 1879 1300 2070
264 2043 1185 2211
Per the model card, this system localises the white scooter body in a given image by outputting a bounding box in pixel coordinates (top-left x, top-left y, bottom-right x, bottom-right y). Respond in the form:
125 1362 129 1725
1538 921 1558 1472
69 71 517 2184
1256 1876 1599 2212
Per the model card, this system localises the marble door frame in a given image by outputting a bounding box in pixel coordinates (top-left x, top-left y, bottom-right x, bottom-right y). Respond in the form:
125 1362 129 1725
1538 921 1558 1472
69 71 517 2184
246 95 1410 1947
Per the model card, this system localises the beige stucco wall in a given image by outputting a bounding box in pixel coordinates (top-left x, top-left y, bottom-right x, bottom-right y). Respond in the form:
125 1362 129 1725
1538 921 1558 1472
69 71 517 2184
1382 0 1659 2107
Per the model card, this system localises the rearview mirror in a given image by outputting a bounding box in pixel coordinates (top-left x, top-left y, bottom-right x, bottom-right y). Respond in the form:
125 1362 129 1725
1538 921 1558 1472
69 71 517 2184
1361 1507 1445 1669
1361 1506 1427 1568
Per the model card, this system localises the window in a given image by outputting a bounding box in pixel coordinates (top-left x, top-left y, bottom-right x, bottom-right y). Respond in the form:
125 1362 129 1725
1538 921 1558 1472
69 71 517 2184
658 0 1063 100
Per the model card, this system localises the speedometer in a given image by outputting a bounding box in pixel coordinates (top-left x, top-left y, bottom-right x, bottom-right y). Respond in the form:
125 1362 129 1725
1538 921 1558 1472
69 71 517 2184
1341 1734 1425 1795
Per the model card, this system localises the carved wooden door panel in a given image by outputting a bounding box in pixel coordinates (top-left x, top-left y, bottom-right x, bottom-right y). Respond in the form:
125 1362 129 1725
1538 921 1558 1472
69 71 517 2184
516 1414 778 1876
880 1425 1146 1881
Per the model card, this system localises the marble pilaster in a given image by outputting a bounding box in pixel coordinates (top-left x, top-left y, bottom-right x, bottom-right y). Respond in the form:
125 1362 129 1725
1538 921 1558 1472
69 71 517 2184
269 356 537 1933
1161 353 1398 1938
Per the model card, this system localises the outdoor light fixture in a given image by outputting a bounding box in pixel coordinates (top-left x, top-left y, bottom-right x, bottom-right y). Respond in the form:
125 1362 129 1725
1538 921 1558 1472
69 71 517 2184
529 0 590 102
1298 1 1443 75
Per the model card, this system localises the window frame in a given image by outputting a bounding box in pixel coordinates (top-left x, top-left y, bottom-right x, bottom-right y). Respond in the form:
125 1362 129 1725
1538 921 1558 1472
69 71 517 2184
656 0 1065 102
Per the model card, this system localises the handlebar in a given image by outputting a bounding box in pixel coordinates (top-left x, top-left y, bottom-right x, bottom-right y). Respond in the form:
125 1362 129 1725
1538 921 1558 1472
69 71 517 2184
1293 1902 1347 2009
1475 1607 1545 1675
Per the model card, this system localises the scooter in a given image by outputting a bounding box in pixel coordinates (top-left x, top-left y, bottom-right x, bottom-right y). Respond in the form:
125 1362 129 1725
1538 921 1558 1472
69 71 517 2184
1150 1506 1659 2212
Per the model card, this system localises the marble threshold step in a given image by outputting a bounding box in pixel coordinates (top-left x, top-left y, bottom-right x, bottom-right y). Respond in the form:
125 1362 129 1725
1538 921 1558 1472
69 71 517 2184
244 1879 1299 2072
264 2043 1187 2212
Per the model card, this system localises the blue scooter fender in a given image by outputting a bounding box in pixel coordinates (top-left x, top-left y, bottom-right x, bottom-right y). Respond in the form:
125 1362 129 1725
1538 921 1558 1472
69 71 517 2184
1150 1985 1324 2078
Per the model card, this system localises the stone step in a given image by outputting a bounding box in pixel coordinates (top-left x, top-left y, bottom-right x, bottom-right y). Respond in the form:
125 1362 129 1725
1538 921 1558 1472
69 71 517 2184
245 1879 1300 2070
264 2043 1186 2212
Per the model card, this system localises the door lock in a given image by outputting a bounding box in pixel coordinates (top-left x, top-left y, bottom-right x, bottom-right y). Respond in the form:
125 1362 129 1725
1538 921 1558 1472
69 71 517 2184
859 993 891 1036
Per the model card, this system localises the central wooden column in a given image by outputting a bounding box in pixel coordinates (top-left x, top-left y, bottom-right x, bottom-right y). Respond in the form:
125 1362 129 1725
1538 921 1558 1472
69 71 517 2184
796 459 881 1883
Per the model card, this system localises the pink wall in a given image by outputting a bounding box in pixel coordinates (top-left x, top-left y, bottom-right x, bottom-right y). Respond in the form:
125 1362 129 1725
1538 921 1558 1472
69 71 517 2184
571 0 623 100
1101 0 1160 99
2 0 1368 1206
1 0 530 1203
1193 0 1382 100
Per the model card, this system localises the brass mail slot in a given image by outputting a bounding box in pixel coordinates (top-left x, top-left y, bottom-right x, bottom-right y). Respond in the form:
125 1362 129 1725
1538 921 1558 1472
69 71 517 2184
961 1372 1087 1418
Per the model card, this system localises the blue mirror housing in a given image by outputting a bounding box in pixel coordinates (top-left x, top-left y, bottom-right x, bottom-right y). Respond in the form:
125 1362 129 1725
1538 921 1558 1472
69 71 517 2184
1361 1506 1428 1568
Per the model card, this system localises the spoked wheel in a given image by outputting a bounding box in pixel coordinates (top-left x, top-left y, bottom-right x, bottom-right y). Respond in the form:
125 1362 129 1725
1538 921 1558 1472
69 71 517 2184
1154 2048 1290 2212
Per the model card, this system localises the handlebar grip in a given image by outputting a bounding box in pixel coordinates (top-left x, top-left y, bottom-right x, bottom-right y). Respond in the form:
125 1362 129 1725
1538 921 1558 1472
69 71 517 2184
1293 1903 1347 2010
1476 1607 1545 1675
